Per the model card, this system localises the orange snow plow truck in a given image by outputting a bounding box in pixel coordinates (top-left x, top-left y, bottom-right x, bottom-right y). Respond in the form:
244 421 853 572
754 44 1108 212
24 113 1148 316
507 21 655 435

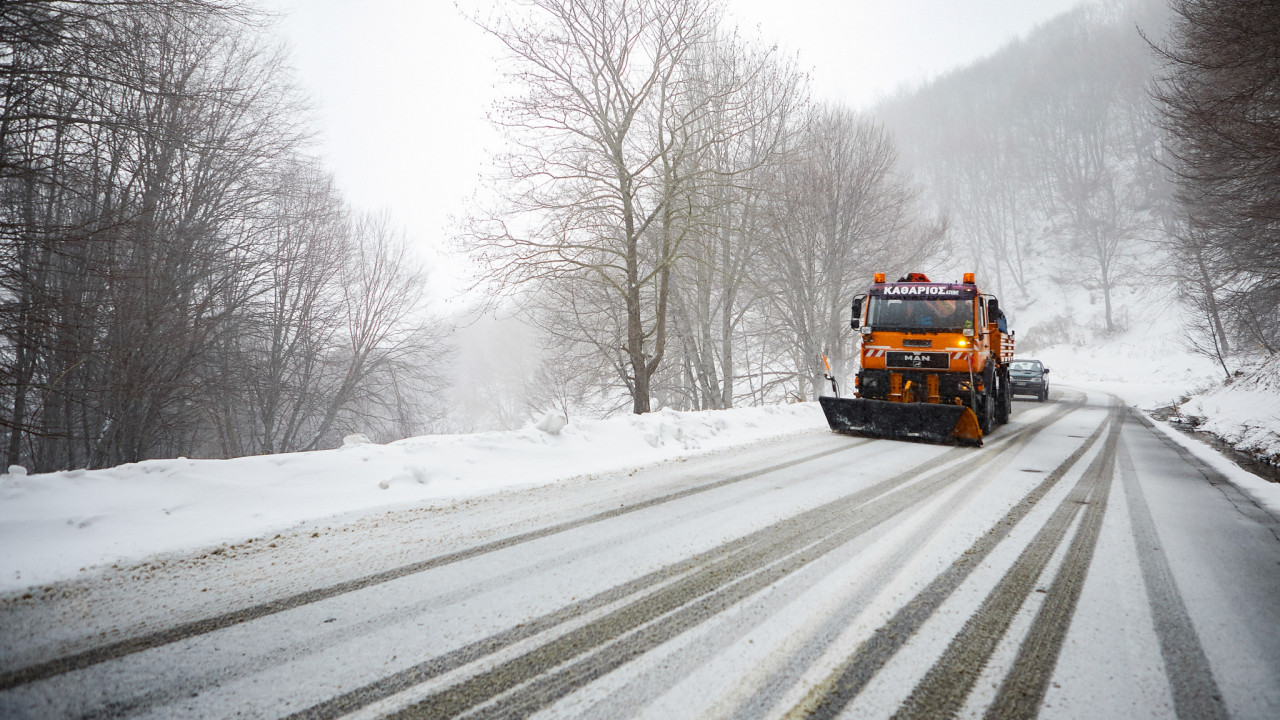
819 272 1014 446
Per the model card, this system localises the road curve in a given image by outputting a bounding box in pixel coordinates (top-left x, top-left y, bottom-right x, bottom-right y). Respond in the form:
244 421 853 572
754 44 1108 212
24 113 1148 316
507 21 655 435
1 388 1277 719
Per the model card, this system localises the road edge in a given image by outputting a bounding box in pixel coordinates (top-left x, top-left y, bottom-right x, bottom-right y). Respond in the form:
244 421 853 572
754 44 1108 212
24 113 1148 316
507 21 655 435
1133 409 1280 524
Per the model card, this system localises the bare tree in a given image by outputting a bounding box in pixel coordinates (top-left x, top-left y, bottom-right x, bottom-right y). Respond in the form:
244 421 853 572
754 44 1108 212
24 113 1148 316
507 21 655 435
467 0 731 414
203 159 345 455
223 196 449 452
1021 13 1158 334
1 1 308 469
524 271 635 416
664 31 806 410
1152 0 1280 356
1 1 449 469
90 8 305 466
306 213 446 447
758 106 945 401
924 117 1034 301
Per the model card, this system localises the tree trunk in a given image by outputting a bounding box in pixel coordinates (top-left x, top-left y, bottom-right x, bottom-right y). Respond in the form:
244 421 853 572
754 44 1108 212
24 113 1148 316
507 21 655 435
720 286 735 409
627 269 650 414
1194 247 1230 355
6 339 30 469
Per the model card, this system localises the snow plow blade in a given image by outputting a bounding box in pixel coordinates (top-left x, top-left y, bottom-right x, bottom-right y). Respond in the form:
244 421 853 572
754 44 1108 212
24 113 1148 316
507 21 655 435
819 396 983 447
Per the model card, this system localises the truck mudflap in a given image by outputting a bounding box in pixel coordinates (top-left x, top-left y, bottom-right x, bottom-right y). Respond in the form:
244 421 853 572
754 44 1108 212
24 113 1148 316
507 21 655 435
818 396 983 447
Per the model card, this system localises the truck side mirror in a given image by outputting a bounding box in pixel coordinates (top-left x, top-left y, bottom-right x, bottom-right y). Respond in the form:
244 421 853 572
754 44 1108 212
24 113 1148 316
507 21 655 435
987 297 999 316
851 296 864 329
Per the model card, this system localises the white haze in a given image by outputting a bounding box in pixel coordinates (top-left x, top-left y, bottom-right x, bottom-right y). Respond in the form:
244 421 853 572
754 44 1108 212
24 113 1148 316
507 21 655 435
257 0 1097 433
260 0 1085 296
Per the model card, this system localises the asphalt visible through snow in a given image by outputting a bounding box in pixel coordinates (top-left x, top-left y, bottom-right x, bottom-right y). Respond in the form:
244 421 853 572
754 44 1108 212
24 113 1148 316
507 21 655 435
1 388 1278 719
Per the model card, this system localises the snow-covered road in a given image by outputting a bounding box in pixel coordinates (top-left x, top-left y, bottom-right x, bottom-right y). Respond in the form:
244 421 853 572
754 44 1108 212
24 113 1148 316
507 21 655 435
2 387 1278 719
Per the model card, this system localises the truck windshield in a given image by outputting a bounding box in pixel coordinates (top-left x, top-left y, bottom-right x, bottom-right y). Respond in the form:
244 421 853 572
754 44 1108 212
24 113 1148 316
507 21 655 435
866 296 974 331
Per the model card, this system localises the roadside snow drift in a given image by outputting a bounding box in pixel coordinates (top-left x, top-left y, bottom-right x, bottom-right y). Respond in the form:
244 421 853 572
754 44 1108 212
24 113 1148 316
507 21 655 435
0 404 826 592
1172 354 1280 467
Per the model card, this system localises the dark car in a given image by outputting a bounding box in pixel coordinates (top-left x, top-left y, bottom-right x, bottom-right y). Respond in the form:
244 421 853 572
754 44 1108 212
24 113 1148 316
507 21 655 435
1009 359 1050 401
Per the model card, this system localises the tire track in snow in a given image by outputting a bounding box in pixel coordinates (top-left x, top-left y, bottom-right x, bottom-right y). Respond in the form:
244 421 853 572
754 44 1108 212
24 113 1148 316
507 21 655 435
451 454 1011 720
980 410 1121 720
685 401 1087 720
785 400 1116 720
716 399 1088 720
42 439 876 719
1113 423 1227 720
286 444 985 720
592 407 1038 720
0 439 869 693
328 400 1084 719
891 403 1123 720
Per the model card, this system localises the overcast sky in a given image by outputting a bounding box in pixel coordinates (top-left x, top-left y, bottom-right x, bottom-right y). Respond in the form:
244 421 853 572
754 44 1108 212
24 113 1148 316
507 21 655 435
260 0 1084 300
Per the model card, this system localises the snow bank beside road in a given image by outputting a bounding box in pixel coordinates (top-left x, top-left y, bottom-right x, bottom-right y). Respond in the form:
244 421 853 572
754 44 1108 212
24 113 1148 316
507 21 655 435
1171 354 1280 470
0 403 827 593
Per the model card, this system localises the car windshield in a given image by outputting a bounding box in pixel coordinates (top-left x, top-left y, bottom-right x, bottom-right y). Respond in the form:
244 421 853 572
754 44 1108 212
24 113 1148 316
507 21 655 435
866 296 973 330
1010 361 1042 372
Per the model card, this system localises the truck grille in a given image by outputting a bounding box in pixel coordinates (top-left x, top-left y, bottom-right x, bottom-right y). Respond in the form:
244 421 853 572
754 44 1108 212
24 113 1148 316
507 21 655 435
886 351 949 369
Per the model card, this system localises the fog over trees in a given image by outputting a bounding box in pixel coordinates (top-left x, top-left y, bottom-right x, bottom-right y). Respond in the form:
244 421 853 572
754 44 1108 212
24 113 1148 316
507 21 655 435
0 0 448 471
464 0 942 416
1152 0 1280 368
876 0 1170 340
4 0 1276 469
874 0 1275 368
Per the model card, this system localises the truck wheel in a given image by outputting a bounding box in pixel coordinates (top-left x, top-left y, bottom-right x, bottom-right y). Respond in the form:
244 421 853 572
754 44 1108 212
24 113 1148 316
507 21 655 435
995 375 1010 425
978 392 994 434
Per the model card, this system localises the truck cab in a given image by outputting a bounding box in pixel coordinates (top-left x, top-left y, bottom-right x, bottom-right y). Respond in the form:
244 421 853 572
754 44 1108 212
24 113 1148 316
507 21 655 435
820 271 1014 446
849 272 1012 428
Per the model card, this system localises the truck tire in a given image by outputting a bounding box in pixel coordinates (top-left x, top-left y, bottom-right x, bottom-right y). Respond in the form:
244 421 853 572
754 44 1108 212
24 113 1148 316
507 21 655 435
995 372 1010 425
978 392 994 434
